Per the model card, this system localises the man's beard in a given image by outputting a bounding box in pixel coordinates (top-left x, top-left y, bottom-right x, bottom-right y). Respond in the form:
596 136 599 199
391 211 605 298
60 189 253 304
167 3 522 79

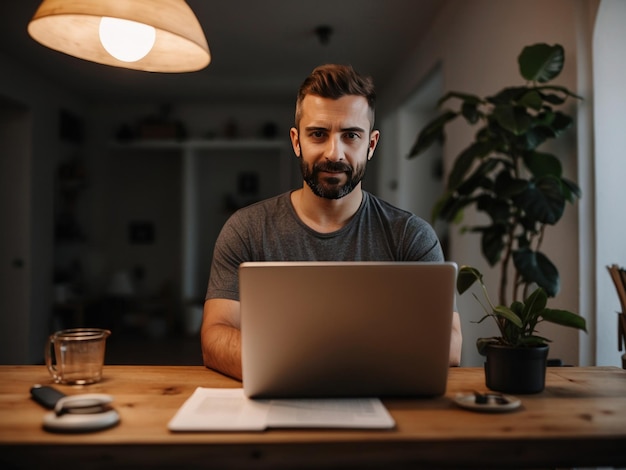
299 151 368 200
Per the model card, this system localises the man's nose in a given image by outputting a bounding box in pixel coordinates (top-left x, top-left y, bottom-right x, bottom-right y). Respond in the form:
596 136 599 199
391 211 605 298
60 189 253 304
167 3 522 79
324 135 344 161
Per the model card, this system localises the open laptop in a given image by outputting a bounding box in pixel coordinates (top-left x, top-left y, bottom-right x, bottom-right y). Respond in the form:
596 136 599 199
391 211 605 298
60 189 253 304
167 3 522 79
240 261 457 399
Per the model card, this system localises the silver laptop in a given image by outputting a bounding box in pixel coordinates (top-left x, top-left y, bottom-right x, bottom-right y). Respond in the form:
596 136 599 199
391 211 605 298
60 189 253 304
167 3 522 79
240 261 457 399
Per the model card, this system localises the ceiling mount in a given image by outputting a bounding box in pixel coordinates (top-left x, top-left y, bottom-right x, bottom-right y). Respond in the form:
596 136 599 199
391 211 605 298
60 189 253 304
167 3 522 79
314 25 333 46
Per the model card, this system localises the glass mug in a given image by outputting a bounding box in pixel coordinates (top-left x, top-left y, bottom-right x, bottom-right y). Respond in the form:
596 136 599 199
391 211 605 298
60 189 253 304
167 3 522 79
45 328 111 385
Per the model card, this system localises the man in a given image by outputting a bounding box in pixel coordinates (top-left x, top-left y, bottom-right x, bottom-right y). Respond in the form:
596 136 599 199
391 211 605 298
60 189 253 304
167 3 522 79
202 64 462 380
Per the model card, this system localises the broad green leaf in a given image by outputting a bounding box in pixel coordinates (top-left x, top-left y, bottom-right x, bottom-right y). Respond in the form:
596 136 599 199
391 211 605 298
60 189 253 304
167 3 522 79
455 159 498 195
550 111 574 136
518 43 565 83
517 90 543 110
538 85 583 101
541 308 587 331
504 324 521 344
519 125 555 150
438 91 483 107
510 301 524 316
521 287 548 321
480 225 506 266
456 265 483 295
447 141 494 189
461 101 480 124
493 105 532 135
515 176 565 224
523 151 562 178
513 248 560 297
486 86 529 105
561 178 582 202
539 91 566 105
493 305 523 327
534 110 556 126
409 110 458 157
476 194 510 223
494 170 527 198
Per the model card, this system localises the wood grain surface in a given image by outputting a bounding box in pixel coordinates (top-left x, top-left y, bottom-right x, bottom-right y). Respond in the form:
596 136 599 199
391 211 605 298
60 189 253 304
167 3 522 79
1 365 625 469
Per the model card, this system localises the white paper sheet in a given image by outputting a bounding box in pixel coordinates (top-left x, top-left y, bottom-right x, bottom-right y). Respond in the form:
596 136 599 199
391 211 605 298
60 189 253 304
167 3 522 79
168 387 395 432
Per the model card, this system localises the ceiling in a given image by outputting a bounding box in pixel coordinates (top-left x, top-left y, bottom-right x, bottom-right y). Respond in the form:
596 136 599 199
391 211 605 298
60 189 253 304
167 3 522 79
0 0 443 103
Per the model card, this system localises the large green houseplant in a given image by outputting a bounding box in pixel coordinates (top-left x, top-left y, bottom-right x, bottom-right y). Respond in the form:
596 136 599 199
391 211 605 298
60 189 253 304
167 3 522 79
410 43 581 307
411 43 586 393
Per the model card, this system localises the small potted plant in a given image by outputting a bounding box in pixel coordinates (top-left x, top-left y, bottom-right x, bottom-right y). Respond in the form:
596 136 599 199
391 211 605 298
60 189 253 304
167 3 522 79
457 265 586 393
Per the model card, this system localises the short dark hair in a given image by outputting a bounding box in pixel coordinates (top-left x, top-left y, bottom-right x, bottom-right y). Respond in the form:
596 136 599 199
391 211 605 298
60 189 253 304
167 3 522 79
294 64 376 130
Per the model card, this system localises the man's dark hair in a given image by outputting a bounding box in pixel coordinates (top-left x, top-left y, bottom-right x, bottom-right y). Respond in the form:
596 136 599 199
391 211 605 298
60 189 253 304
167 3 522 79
294 64 376 130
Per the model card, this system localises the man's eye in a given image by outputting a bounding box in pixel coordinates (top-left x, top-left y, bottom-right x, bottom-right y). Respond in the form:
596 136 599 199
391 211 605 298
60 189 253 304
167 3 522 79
344 132 359 140
310 131 325 138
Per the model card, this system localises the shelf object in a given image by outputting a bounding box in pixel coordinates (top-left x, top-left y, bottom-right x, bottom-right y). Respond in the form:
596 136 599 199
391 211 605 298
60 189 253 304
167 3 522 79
110 138 290 151
108 138 294 315
55 158 87 244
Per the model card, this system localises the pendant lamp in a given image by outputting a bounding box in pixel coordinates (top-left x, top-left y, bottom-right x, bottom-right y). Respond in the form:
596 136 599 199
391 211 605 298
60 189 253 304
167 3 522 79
27 0 210 73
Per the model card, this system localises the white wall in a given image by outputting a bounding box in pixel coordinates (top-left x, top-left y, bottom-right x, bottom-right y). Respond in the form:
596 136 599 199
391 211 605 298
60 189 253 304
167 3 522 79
593 0 626 367
379 0 597 366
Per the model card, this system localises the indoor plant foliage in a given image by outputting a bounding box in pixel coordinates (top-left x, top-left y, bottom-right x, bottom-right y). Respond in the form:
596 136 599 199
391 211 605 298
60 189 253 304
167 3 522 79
456 265 586 356
410 43 582 307
457 264 586 393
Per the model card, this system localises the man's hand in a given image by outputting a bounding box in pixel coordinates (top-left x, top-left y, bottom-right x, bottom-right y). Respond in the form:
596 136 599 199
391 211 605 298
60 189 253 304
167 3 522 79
449 311 462 366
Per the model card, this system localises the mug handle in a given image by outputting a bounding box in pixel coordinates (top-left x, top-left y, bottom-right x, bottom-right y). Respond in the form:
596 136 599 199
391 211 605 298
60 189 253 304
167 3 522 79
45 334 59 381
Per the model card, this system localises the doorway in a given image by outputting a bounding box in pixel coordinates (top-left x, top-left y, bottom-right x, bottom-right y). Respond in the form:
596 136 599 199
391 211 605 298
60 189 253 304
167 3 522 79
394 66 449 255
0 97 32 363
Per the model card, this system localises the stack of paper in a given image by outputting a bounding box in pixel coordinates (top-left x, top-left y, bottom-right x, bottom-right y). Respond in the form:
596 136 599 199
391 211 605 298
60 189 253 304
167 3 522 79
168 388 395 432
607 264 626 352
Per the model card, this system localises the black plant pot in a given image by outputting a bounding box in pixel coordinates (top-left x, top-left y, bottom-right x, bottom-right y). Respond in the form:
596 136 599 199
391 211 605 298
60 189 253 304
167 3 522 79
484 344 549 394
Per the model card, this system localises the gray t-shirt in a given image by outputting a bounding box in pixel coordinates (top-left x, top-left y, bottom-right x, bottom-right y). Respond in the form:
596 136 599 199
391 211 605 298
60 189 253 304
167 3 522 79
206 190 444 301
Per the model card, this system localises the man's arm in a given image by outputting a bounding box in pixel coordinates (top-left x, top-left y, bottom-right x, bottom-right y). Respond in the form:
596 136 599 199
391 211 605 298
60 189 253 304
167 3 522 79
449 311 462 366
201 298 243 380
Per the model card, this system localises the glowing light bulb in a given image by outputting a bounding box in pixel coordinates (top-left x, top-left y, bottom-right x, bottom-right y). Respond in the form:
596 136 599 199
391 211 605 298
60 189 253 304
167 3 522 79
99 17 156 62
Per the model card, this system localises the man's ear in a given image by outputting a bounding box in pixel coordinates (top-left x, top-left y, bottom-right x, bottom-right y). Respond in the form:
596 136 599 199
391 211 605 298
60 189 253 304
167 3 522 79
289 127 301 157
368 130 380 160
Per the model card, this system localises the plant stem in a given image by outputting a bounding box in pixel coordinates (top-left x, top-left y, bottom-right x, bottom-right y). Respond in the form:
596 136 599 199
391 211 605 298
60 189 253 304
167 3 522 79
499 236 512 306
499 179 521 306
536 224 546 252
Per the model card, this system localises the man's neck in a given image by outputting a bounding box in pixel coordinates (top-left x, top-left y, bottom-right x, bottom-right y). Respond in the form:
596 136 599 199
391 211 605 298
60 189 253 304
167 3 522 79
290 186 363 234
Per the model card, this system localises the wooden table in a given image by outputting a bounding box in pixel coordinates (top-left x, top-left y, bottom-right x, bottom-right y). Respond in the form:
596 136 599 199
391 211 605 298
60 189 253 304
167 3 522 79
1 365 625 469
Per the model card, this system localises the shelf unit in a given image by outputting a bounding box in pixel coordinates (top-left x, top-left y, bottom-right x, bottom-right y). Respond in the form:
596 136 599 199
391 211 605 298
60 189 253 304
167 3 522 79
109 138 294 311
109 138 290 151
